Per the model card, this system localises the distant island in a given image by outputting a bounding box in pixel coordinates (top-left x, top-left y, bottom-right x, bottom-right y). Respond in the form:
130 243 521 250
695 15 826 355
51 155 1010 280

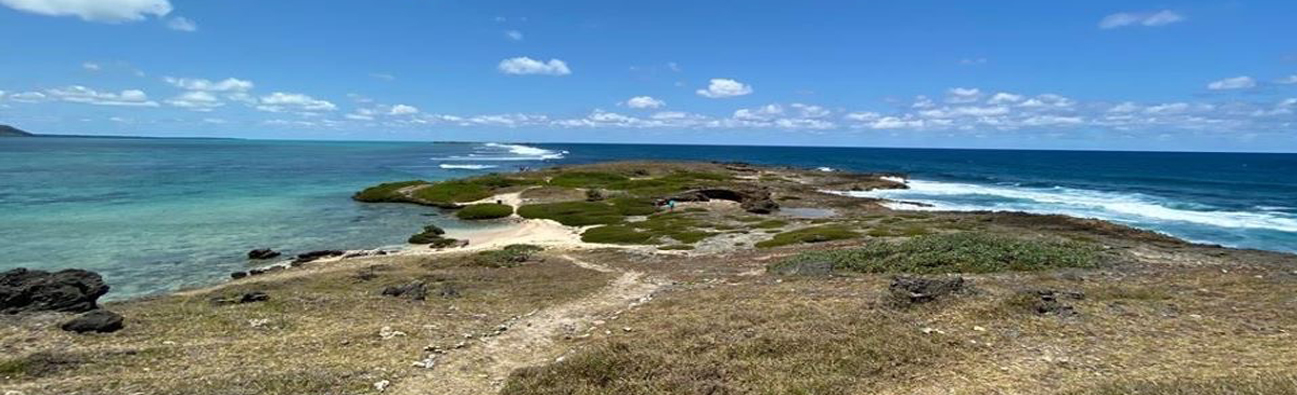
0 124 35 137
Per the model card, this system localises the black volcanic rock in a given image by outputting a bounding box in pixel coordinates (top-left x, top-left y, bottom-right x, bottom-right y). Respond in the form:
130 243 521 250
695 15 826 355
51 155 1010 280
292 250 345 264
247 248 281 260
0 268 110 314
60 310 125 333
0 124 35 137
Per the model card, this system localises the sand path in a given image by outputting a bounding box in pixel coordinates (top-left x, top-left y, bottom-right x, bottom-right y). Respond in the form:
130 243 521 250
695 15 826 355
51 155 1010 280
390 254 662 395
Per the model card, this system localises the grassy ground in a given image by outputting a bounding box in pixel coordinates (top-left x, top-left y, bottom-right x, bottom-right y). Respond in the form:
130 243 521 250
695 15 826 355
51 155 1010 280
772 232 1103 274
455 203 514 220
0 252 611 395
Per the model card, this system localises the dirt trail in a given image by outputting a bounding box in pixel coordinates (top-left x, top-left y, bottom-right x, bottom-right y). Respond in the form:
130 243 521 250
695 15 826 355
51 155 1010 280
391 254 662 395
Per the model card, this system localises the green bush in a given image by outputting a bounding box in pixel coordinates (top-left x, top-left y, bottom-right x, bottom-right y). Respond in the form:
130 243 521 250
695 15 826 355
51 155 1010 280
352 180 428 202
755 225 861 248
412 180 494 205
455 203 514 220
580 212 716 245
517 198 658 227
581 225 657 244
473 244 544 268
549 172 630 188
775 233 1101 274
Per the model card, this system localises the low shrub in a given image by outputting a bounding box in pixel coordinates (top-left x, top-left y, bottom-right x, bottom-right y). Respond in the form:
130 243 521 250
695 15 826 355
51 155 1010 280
776 233 1101 274
755 225 861 248
455 203 514 220
352 180 428 202
474 244 544 268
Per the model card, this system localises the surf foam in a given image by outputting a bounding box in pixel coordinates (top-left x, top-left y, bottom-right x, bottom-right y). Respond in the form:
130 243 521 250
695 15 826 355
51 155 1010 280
830 179 1297 233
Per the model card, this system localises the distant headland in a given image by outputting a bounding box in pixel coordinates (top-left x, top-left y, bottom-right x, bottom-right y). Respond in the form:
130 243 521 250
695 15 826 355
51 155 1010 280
0 124 35 137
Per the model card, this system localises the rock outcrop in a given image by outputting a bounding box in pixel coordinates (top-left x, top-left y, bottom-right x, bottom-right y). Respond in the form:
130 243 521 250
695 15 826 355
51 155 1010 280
292 250 345 264
661 188 780 214
247 248 281 260
1 268 110 314
60 310 124 333
889 276 966 305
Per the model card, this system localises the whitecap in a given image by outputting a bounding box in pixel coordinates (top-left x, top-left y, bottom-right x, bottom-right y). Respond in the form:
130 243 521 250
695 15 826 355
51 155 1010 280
827 179 1297 233
439 164 498 170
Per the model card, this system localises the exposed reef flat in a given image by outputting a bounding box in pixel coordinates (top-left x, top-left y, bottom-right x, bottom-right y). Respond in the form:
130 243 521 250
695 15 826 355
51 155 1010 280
3 161 1296 395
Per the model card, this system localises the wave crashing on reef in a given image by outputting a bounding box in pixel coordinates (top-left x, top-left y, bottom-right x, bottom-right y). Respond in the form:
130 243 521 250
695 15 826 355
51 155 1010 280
832 179 1297 233
433 143 568 162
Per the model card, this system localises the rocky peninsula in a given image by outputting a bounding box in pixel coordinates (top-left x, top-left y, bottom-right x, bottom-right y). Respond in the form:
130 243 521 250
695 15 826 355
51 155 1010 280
2 161 1296 395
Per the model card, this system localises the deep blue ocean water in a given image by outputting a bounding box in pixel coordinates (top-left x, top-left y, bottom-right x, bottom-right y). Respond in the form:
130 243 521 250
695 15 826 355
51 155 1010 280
2 137 1294 299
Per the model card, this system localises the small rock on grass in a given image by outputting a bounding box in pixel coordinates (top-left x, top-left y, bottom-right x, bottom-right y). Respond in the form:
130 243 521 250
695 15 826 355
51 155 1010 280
60 310 124 334
381 281 428 301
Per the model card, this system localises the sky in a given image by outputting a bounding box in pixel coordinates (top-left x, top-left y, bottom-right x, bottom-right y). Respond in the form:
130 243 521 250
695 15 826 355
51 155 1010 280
1 0 1295 152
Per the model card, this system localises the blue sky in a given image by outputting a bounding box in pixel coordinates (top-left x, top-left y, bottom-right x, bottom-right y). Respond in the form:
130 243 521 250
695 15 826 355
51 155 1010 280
1 0 1295 151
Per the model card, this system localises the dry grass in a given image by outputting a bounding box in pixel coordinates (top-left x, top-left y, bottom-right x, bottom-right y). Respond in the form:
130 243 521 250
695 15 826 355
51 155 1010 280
0 253 611 395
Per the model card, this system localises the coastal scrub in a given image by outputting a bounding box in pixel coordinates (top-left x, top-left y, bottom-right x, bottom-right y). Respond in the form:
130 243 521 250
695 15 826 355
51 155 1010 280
456 203 514 220
772 233 1100 274
754 225 861 248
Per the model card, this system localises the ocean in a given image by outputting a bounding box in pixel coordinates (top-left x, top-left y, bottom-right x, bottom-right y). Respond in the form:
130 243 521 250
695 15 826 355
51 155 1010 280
2 137 1294 299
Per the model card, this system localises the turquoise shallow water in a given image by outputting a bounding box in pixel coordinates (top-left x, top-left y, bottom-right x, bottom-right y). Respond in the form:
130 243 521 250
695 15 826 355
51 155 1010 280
2 137 1295 300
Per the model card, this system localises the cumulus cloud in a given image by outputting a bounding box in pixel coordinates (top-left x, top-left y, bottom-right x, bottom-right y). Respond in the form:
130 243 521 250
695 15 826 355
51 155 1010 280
504 30 523 41
9 91 48 103
389 104 419 115
166 16 196 32
946 87 981 103
164 77 254 92
1207 76 1257 90
1099 10 1184 29
624 96 665 109
256 92 336 113
696 78 753 98
959 58 988 66
0 0 172 22
166 91 223 110
498 57 571 76
1278 75 1297 85
46 86 158 106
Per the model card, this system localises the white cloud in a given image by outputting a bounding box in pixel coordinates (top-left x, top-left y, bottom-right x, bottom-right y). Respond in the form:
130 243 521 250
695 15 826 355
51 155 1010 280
164 77 254 92
166 91 222 110
624 96 665 109
733 104 783 120
987 92 1023 104
791 103 830 118
166 16 196 32
1099 10 1184 29
946 87 981 103
667 62 681 72
256 92 336 113
498 57 571 76
1278 75 1297 85
369 73 396 81
959 58 988 66
389 104 419 115
504 30 523 41
46 85 158 106
202 118 226 124
1207 76 1257 90
0 0 172 22
10 92 48 103
82 62 101 71
696 78 753 98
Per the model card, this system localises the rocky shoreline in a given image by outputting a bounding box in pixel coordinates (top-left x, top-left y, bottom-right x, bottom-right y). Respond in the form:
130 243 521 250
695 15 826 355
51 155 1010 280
3 161 1296 395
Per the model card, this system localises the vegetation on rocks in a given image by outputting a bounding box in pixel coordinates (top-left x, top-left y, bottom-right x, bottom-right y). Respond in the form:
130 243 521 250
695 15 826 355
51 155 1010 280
773 232 1101 274
352 180 429 202
455 203 514 220
580 212 716 245
517 198 658 227
473 244 545 268
754 225 861 248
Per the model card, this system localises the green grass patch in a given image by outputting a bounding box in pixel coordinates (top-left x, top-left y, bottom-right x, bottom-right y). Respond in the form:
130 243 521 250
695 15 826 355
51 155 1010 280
774 233 1101 274
605 171 732 197
751 219 788 229
658 245 696 251
755 225 861 248
455 203 514 220
518 198 659 227
473 244 544 268
548 172 630 188
581 212 716 245
412 180 494 204
352 180 429 202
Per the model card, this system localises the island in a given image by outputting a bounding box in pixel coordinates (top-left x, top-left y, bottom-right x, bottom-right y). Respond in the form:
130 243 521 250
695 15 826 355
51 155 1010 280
0 124 35 137
2 161 1294 394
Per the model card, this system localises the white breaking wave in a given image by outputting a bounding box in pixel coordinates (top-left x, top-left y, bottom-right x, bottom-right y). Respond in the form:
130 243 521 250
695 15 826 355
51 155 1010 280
434 143 567 161
439 164 498 170
830 179 1297 233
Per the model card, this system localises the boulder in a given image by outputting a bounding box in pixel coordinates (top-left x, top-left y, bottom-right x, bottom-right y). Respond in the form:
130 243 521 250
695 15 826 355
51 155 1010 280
741 197 780 214
247 248 281 260
889 276 966 305
230 271 249 280
293 250 345 264
382 281 428 301
1 268 110 314
60 310 124 333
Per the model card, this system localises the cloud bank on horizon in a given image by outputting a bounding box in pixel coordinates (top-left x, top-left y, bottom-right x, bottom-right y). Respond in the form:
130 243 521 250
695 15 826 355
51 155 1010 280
0 0 1294 151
